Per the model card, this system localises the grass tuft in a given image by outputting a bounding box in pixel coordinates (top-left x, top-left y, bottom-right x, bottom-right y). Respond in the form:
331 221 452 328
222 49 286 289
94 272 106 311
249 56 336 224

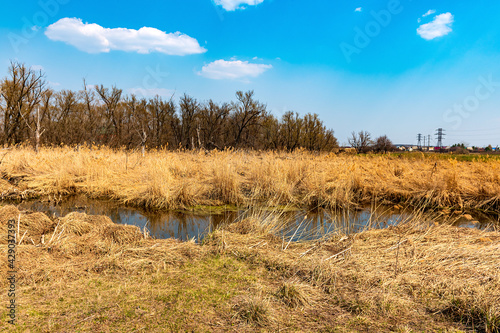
232 294 272 326
275 280 310 308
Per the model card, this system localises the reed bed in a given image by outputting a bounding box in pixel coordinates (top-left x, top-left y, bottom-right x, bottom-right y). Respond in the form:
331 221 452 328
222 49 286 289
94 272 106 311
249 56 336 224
206 208 500 332
0 205 499 332
1 147 500 213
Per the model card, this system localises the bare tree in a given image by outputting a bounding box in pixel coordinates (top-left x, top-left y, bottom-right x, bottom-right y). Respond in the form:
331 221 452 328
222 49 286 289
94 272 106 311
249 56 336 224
198 100 230 150
125 94 147 151
37 89 53 146
231 90 266 148
95 85 122 145
348 131 372 153
280 111 303 151
261 114 280 150
0 61 47 145
0 62 342 152
80 79 101 145
301 113 338 151
373 135 394 153
50 90 79 144
179 94 199 149
34 106 45 153
148 95 176 147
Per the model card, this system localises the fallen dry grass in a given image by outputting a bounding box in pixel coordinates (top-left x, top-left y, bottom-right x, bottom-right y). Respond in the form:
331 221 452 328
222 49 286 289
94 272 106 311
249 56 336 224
1 147 500 213
0 205 499 332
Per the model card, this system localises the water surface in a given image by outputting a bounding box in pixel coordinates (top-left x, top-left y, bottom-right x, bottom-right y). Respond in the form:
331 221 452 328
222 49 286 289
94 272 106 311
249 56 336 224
6 196 498 241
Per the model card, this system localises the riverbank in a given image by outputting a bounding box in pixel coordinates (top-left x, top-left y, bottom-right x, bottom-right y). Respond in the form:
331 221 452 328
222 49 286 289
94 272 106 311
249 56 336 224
1 147 500 213
1 205 499 332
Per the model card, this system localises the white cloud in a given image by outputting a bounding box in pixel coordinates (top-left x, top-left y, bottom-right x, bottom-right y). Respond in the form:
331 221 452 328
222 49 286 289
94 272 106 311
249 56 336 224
45 18 206 55
355 7 362 12
417 12 454 40
213 0 264 11
198 59 272 80
128 87 174 98
48 81 61 87
422 9 436 17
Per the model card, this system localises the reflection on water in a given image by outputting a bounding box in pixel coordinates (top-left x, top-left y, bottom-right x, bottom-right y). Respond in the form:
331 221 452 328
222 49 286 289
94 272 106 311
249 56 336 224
5 196 498 241
257 208 411 242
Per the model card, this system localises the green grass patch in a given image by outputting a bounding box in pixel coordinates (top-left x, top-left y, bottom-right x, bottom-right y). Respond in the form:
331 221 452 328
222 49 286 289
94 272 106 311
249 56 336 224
1 256 264 332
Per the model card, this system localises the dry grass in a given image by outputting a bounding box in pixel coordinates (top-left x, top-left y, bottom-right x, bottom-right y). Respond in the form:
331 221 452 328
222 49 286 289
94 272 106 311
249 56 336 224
1 147 500 212
231 293 273 327
206 208 500 332
0 206 55 244
275 280 312 308
0 205 499 332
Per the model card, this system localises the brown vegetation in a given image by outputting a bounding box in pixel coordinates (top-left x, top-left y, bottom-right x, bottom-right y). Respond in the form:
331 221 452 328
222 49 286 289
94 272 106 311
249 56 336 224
0 62 337 151
0 206 499 332
1 147 500 213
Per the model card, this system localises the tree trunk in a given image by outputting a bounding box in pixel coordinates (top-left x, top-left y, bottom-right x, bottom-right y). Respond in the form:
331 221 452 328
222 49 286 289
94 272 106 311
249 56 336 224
35 107 44 154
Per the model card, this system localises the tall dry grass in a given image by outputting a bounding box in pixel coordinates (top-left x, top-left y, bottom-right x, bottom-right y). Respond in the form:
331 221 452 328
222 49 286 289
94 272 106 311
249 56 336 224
1 147 500 212
206 208 500 332
0 204 499 331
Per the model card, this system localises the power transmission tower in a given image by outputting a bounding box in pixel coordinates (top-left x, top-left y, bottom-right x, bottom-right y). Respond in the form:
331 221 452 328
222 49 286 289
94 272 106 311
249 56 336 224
417 133 422 150
428 135 431 151
435 128 445 150
423 136 426 150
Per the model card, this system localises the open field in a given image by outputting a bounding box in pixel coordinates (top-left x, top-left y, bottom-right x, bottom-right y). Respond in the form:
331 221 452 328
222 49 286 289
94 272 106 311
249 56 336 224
0 205 499 332
1 147 500 212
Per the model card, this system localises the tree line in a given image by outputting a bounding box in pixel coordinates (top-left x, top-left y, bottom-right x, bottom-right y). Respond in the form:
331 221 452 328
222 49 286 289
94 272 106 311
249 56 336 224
0 61 338 152
348 131 395 153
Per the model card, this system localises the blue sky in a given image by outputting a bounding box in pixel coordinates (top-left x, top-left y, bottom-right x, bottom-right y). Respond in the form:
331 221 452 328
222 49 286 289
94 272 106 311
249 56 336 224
1 0 500 146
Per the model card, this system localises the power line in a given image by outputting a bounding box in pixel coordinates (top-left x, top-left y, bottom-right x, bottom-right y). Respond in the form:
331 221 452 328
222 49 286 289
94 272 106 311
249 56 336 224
446 134 500 139
435 128 445 148
447 127 500 133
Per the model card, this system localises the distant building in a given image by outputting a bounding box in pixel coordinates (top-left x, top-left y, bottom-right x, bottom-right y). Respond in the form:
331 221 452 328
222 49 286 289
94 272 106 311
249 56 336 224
395 144 419 151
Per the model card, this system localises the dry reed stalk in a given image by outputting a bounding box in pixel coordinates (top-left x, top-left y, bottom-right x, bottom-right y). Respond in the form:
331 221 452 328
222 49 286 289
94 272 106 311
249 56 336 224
203 205 499 332
1 147 500 213
0 204 498 331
